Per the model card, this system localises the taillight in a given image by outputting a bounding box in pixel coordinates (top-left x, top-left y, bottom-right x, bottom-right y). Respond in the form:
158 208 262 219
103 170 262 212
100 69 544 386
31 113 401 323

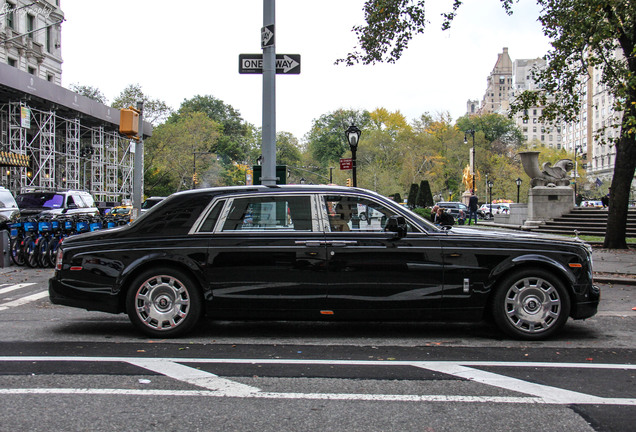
55 248 64 271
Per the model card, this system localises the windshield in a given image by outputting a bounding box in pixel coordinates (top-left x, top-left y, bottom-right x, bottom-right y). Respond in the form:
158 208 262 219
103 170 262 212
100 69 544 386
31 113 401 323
111 207 131 215
16 193 64 209
141 199 163 210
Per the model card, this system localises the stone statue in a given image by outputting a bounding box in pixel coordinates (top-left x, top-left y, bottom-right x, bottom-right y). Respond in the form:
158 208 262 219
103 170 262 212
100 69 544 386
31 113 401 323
519 151 574 187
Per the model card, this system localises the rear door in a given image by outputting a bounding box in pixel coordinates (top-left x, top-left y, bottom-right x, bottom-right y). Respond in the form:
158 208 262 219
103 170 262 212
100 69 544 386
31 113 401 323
322 194 444 320
204 192 328 317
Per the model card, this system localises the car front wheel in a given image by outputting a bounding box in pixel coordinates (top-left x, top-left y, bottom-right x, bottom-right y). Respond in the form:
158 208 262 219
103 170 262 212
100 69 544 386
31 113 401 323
492 269 570 340
126 268 203 337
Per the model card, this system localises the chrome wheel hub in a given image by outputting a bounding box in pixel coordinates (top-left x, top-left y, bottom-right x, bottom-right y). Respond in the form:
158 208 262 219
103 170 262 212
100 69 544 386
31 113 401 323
504 277 561 334
134 275 190 331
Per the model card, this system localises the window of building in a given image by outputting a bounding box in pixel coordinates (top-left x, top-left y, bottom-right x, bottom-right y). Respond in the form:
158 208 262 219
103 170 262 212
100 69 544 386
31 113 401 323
28 66 36 75
47 74 54 82
27 14 35 39
8 58 17 67
46 26 52 52
6 2 15 29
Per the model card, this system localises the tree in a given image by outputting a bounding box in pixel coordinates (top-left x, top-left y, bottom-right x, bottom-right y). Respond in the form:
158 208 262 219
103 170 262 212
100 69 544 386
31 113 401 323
112 84 172 126
407 183 419 209
69 83 107 104
456 113 524 149
144 112 221 192
416 180 433 207
170 95 252 162
306 109 372 166
343 0 635 248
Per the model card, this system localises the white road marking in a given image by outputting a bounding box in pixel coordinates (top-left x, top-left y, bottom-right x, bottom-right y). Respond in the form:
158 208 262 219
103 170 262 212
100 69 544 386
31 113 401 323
0 290 48 311
126 358 260 396
0 283 36 295
416 363 606 404
0 357 634 405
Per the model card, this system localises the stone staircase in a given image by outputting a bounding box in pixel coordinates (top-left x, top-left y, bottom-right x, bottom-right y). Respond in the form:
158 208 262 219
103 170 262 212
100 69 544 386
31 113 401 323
530 207 636 238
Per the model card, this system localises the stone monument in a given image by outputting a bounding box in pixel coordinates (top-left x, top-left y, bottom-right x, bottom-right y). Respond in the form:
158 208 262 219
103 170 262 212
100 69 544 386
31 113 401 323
518 151 575 229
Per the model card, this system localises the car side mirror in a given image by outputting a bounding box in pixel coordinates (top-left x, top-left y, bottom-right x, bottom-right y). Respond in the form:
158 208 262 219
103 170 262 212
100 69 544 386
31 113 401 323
385 215 407 238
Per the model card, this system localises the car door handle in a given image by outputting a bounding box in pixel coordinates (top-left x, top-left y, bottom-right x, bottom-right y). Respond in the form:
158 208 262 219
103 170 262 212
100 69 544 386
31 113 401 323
327 241 358 247
295 240 325 247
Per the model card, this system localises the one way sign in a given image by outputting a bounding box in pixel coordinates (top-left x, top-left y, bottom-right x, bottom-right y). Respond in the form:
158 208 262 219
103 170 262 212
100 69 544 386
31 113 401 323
239 54 301 74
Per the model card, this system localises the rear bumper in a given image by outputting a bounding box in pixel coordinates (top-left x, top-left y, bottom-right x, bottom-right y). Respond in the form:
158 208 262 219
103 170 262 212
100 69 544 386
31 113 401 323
49 278 121 314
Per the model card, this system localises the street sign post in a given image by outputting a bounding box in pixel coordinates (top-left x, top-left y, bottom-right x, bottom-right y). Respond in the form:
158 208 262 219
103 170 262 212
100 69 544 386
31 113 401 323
239 54 301 74
340 158 353 170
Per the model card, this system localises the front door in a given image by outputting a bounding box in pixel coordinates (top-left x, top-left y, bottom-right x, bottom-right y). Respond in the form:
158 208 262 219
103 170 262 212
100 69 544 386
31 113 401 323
322 194 444 320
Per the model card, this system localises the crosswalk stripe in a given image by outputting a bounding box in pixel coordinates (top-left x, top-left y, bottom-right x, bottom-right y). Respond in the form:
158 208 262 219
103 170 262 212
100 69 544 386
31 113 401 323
0 290 48 311
0 283 37 295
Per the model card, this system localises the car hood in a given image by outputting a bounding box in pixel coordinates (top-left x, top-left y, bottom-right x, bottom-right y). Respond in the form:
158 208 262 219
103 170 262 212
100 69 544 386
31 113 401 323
446 226 589 249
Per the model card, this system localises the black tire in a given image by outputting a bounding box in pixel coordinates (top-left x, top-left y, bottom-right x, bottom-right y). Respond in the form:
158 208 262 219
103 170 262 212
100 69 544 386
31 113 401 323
10 237 25 266
37 237 49 268
126 268 203 338
24 237 38 268
492 268 571 340
47 236 62 268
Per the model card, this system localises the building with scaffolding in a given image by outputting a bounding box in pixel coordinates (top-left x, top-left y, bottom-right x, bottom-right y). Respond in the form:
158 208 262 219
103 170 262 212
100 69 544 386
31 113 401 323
0 61 151 206
1 0 151 206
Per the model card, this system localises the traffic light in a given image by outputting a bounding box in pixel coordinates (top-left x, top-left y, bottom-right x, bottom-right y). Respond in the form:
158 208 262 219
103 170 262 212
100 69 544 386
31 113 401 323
346 178 352 187
119 107 139 138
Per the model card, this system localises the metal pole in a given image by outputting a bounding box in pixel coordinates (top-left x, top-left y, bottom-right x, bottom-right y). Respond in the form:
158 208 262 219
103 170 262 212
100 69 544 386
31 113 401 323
352 147 357 187
471 134 476 193
132 101 144 211
517 184 520 203
261 0 276 186
329 167 333 184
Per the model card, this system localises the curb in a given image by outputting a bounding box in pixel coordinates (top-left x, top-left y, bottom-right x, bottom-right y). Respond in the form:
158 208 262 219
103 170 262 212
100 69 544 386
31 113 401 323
593 276 636 286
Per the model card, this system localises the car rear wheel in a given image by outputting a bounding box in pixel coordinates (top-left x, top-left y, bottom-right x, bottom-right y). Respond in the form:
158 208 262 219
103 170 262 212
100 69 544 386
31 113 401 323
492 268 570 340
126 269 203 337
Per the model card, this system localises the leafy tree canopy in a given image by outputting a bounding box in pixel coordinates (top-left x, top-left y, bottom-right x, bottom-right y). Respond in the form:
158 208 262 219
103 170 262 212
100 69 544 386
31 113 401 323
112 84 172 126
306 109 372 166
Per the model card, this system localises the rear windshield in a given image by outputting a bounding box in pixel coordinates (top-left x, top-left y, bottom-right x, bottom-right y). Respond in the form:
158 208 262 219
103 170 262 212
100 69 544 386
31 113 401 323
16 193 64 209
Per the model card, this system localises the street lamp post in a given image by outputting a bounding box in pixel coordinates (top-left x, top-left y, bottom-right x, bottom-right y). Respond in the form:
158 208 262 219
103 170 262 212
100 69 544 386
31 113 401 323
487 179 494 216
573 145 581 198
464 129 476 193
345 125 361 187
515 177 522 203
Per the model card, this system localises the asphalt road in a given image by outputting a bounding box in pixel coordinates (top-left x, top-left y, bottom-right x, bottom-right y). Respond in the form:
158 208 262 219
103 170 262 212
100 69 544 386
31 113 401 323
0 267 634 432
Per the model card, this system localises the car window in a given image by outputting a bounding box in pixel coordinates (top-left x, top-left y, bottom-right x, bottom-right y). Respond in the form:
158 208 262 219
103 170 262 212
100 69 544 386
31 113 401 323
221 196 312 232
16 193 64 209
324 195 409 233
135 194 215 236
199 200 224 232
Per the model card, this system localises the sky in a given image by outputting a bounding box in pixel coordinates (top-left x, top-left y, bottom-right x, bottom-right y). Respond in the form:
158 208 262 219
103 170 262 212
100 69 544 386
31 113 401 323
60 0 552 140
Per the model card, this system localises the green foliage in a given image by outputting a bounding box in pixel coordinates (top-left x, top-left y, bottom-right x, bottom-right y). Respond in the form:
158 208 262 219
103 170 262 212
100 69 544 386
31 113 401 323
413 207 431 220
416 180 433 207
169 95 252 162
456 113 524 148
112 84 172 126
144 112 222 192
306 109 372 166
407 183 419 209
337 0 427 65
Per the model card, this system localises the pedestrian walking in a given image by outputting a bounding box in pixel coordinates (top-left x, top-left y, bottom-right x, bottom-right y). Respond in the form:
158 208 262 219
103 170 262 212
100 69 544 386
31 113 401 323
468 190 479 225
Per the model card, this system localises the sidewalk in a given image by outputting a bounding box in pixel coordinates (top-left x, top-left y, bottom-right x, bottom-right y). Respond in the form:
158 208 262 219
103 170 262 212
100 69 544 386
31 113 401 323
591 248 636 286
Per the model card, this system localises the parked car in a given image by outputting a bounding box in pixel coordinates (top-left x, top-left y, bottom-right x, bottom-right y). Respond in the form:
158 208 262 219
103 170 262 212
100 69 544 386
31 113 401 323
109 205 132 217
49 185 599 340
436 202 469 219
0 186 20 234
478 203 511 219
140 196 166 213
15 190 99 217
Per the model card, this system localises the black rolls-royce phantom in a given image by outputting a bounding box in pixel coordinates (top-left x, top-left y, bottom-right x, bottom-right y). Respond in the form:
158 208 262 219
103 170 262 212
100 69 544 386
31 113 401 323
49 185 600 340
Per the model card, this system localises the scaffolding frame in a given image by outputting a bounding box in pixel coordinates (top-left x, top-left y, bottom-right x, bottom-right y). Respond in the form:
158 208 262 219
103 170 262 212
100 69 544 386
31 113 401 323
0 101 135 204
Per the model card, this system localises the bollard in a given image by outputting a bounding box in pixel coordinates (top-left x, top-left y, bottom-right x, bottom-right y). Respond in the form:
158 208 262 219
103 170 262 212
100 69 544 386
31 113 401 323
0 230 10 268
